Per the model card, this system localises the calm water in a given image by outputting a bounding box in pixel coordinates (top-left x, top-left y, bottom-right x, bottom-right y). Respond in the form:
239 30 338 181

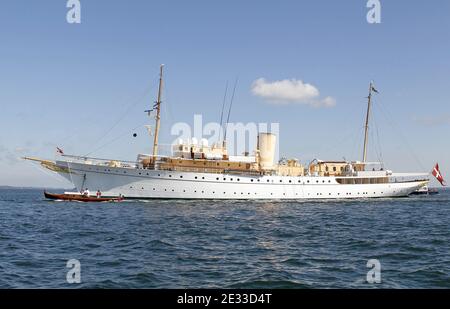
0 188 449 288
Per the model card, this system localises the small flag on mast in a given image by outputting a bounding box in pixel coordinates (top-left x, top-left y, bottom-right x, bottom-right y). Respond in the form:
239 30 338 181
56 147 64 155
371 86 379 93
432 163 446 186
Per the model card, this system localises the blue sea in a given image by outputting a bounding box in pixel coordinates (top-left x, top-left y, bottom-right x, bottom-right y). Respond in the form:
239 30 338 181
0 188 449 288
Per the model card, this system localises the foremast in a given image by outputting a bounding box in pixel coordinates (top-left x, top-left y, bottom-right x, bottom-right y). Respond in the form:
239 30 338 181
362 81 376 163
152 64 164 161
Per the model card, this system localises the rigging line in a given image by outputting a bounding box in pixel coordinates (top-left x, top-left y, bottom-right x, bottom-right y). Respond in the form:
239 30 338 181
84 122 148 157
224 77 238 141
83 77 159 156
375 100 426 171
218 81 229 143
59 75 160 147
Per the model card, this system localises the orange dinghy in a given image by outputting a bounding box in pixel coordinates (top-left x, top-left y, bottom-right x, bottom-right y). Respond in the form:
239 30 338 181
44 191 123 202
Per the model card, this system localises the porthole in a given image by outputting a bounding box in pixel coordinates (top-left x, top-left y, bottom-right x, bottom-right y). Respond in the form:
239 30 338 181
169 175 172 177
251 179 254 182
279 180 282 183
216 177 219 180
195 176 198 179
202 177 205 180
289 180 292 183
237 178 240 181
180 175 183 178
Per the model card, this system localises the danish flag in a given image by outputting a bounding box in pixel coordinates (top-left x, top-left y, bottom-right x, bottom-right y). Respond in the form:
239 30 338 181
432 163 446 186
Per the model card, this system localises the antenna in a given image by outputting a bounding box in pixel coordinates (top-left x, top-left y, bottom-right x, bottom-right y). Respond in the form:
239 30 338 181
218 81 229 144
223 78 238 147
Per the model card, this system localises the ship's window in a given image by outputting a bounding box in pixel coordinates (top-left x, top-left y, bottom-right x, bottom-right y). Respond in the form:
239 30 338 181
298 180 301 183
195 176 198 179
340 167 344 171
180 175 183 178
328 180 331 183
164 189 167 191
237 178 240 181
270 193 273 195
172 189 174 192
289 180 292 183
230 178 233 181
333 167 337 172
169 175 172 177
267 180 270 182
124 171 127 174
153 188 155 190
130 186 133 188
183 190 186 192
325 167 329 172
216 177 219 180
139 172 141 175
283 193 286 195
280 180 282 183
257 179 260 182
223 192 226 194
223 178 226 181
228 164 230 167
316 180 319 183
217 163 220 166
251 179 254 182
234 192 236 194
322 180 325 183
307 180 310 183
146 173 149 175
194 190 197 193
158 174 160 176
204 162 206 165
141 187 144 189
201 191 204 193
329 193 331 195
202 177 205 179
213 191 215 194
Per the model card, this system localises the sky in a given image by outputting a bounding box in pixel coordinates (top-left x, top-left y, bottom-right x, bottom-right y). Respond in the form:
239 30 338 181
0 0 449 188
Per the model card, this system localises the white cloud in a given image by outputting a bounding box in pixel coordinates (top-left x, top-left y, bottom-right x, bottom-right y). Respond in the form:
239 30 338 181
251 78 336 107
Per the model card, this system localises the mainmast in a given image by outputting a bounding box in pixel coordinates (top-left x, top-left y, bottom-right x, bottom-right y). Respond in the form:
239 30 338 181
362 81 375 163
152 64 164 160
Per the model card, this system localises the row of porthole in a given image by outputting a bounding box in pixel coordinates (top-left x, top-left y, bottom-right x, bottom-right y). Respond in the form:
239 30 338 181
127 186 385 197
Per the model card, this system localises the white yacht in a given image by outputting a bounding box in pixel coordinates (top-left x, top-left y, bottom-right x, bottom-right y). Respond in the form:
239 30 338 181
26 65 429 199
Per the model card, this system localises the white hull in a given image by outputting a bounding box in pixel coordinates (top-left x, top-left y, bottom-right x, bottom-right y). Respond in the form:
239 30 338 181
56 161 428 200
